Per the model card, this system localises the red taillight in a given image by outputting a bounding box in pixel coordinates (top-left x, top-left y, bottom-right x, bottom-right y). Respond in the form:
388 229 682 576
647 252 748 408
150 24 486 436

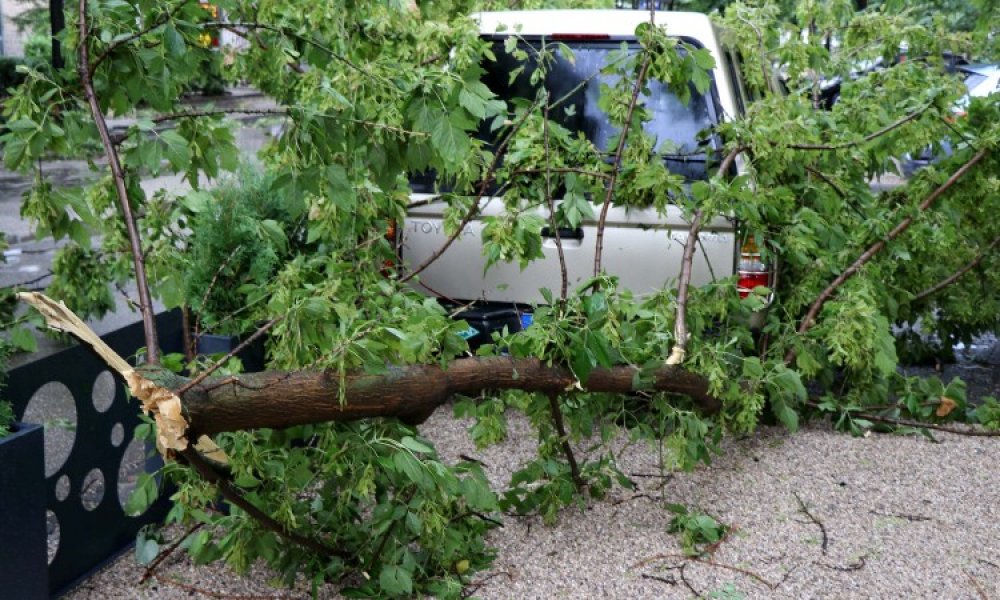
382 220 398 274
737 236 772 299
738 272 770 296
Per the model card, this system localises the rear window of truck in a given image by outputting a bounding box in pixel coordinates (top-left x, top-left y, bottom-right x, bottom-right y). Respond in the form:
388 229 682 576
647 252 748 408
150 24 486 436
481 38 718 180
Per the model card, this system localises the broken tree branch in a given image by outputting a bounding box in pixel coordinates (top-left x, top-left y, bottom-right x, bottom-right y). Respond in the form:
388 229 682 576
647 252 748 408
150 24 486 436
179 357 720 437
398 97 542 284
666 145 745 365
788 147 989 363
594 54 651 277
787 102 933 151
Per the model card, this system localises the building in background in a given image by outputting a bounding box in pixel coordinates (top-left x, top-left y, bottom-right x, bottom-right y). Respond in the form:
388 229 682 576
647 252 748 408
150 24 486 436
0 0 34 57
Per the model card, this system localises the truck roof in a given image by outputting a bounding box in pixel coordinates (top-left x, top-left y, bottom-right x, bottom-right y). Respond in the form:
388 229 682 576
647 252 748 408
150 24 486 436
473 10 717 40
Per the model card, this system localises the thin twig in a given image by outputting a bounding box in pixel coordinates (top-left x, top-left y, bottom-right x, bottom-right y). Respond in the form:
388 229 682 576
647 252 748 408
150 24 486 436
92 1 190 69
966 571 990 600
178 447 343 559
788 102 932 150
804 165 869 221
633 553 780 590
794 492 828 554
510 167 610 180
805 399 1000 436
611 493 653 506
217 22 394 88
0 269 54 289
139 523 204 584
176 318 282 396
628 471 674 480
193 244 242 345
182 306 195 363
548 393 584 490
818 556 867 571
542 87 568 301
398 97 543 284
78 0 160 363
152 573 292 599
461 571 512 599
869 510 931 522
458 454 485 465
912 235 1000 302
641 572 677 585
853 413 1000 437
667 145 745 365
678 563 703 598
594 54 651 276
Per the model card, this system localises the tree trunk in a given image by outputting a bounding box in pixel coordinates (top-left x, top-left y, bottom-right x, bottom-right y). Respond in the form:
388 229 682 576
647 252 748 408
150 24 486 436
179 357 719 436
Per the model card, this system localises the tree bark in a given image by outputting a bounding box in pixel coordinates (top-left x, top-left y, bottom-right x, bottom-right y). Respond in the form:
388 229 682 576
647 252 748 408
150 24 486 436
179 357 719 437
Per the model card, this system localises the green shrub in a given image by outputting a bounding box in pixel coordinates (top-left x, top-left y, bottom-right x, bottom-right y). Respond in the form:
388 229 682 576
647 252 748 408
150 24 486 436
184 166 304 334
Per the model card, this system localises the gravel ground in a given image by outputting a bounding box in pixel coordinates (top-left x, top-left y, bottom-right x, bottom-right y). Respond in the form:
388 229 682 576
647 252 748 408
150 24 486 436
66 401 999 600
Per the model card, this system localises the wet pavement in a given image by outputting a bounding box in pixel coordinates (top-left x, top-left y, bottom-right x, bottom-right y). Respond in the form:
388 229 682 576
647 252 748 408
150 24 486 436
0 88 279 243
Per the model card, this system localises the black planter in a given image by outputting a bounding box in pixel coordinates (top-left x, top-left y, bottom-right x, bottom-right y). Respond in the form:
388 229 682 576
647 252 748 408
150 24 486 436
0 422 48 599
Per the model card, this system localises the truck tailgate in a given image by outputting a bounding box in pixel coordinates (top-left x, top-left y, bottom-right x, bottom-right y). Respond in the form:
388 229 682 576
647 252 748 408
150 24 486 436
403 195 737 304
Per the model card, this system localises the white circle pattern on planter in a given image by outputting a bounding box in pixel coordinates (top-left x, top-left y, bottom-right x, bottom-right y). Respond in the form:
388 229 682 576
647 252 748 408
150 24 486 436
110 422 125 447
80 468 106 512
117 436 147 511
22 381 77 478
55 474 71 502
47 510 60 565
92 370 116 413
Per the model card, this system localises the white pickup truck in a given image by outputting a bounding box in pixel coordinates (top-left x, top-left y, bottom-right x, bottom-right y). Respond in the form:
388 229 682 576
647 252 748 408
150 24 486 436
402 10 768 342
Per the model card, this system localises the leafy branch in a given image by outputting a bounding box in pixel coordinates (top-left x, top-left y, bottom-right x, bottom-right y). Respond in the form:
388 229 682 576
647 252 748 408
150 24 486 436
790 147 989 351
912 235 1000 302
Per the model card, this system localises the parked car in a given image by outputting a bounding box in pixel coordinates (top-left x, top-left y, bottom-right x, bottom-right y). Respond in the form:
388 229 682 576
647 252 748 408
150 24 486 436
900 62 998 176
401 10 768 345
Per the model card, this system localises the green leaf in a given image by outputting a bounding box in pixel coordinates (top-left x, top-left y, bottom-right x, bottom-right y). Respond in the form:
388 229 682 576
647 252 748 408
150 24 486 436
742 357 764 379
430 113 470 165
400 436 434 455
159 130 192 170
163 24 186 57
5 118 39 133
770 396 800 432
9 327 37 352
459 85 489 119
234 473 261 488
181 190 212 213
134 534 159 565
379 565 413 596
124 472 158 516
392 452 430 489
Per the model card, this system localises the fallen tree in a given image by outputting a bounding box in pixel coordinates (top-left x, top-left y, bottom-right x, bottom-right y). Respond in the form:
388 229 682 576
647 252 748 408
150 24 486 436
2 0 997 597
